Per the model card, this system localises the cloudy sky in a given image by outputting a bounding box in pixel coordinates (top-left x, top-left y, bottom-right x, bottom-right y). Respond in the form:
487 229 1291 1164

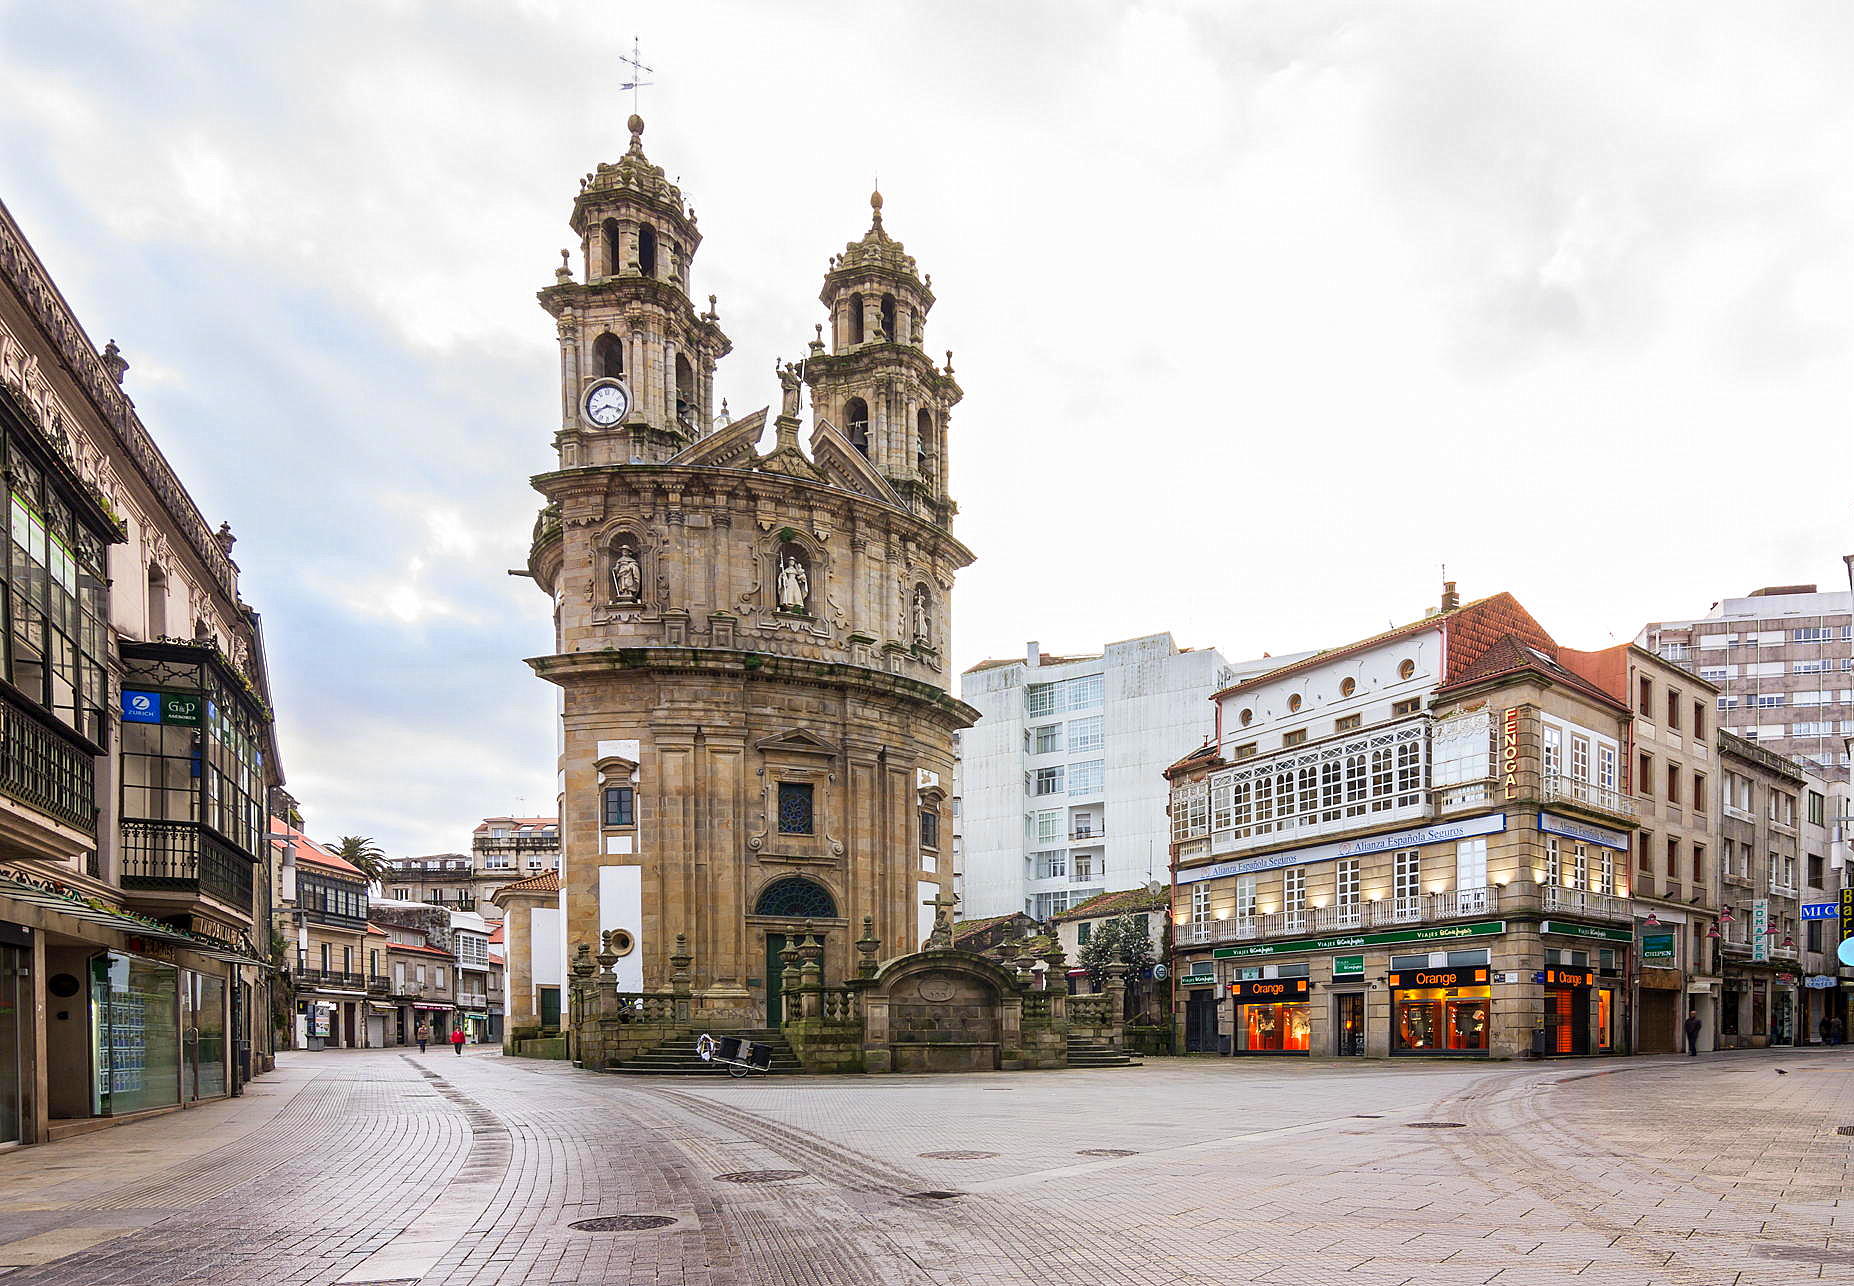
3 2 1851 854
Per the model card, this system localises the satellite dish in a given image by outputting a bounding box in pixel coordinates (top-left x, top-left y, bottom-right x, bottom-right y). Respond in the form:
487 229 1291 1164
1146 880 1164 895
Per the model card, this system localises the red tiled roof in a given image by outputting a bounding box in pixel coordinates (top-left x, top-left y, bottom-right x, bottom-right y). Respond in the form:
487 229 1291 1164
473 817 558 833
366 925 389 937
1052 887 1168 922
268 818 365 877
385 941 455 959
487 924 505 944
1437 630 1631 713
494 869 561 895
1164 740 1223 780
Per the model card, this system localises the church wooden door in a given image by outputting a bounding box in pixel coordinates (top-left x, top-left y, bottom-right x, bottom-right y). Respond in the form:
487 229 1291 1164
765 935 786 1026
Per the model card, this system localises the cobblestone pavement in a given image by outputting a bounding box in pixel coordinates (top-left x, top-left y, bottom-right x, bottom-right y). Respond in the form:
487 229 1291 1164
1 1046 1850 1285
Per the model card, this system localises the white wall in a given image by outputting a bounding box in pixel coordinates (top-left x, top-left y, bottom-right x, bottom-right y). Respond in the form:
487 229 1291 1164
531 905 564 988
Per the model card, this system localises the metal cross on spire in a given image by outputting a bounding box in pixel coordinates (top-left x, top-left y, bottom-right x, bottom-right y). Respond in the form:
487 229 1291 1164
619 35 654 116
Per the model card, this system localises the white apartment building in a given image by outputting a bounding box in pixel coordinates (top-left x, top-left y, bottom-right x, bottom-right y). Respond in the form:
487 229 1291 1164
956 634 1303 920
1637 582 1854 781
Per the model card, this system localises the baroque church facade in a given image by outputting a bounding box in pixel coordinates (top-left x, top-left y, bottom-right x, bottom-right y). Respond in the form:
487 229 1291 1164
524 115 976 1027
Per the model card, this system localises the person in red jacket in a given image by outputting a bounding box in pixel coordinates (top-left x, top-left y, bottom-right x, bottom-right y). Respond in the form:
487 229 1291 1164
450 1026 467 1056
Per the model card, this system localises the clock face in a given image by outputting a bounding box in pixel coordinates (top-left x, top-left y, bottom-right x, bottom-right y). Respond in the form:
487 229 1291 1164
585 381 630 427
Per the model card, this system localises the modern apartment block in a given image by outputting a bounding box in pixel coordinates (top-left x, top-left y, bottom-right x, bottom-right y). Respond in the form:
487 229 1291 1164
1638 583 1854 781
1168 588 1642 1061
957 634 1297 921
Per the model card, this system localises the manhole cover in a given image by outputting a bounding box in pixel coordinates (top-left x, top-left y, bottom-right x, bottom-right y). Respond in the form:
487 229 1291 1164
570 1215 677 1232
905 1190 964 1200
1076 1148 1138 1157
715 1170 806 1184
1837 1126 1854 1137
1406 1122 1466 1129
1353 1114 1384 1119
918 1150 999 1160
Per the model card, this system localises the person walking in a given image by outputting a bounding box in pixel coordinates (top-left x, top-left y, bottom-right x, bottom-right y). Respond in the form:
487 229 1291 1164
450 1026 467 1056
1830 1015 1846 1048
1821 1013 1834 1047
415 1024 428 1054
1683 1009 1703 1057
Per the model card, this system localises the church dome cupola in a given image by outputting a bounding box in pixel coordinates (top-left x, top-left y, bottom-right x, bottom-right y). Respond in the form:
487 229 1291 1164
571 114 702 290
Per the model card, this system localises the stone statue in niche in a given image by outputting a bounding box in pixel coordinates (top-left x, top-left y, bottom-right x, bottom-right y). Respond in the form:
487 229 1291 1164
777 550 809 613
912 586 931 642
611 544 642 604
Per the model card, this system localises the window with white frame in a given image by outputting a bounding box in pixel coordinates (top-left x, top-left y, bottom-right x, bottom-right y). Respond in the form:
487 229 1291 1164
1595 846 1615 895
1793 626 1834 643
1795 659 1830 675
1025 673 1103 718
1571 843 1589 891
1598 745 1617 793
1171 781 1208 841
1033 724 1062 755
1455 837 1487 890
1034 766 1065 795
1542 725 1562 779
1546 835 1562 886
1772 854 1796 893
1067 716 1104 754
1698 666 1729 681
1283 867 1306 916
1571 736 1590 783
1033 809 1063 845
1067 759 1104 796
1190 884 1210 925
1235 875 1257 924
1431 711 1492 785
1336 858 1360 909
1769 792 1796 827
1035 851 1067 879
1393 850 1420 910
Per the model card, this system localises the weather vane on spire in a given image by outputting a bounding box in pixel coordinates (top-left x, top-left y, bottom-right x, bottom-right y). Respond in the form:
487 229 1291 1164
619 35 654 116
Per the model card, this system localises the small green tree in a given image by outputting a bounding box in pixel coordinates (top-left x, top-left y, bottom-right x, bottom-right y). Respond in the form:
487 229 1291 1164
330 835 389 885
1079 913 1155 987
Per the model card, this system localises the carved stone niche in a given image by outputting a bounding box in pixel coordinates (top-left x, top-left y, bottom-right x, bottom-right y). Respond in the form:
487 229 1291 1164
743 525 831 633
746 729 844 863
597 521 660 613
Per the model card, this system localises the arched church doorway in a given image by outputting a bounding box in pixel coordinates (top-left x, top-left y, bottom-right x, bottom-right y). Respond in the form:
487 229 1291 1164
755 877 837 1024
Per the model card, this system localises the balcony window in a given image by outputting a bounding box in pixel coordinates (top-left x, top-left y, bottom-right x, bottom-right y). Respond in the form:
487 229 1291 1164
1392 849 1421 918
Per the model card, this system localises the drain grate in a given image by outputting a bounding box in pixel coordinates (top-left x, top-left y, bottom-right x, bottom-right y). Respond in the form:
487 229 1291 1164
1838 1126 1854 1137
1406 1122 1466 1129
918 1150 999 1160
1076 1148 1138 1157
715 1170 806 1184
1353 1114 1384 1119
905 1190 964 1200
570 1215 678 1232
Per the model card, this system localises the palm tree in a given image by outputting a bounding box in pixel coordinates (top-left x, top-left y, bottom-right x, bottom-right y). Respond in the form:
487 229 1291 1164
330 835 389 885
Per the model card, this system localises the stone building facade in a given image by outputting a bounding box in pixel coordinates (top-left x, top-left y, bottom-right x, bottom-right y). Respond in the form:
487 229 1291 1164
1168 589 1639 1061
1716 731 1807 1047
524 116 975 1028
0 197 285 1146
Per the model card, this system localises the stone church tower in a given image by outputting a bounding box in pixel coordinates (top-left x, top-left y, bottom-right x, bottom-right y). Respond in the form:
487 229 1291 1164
526 116 976 1026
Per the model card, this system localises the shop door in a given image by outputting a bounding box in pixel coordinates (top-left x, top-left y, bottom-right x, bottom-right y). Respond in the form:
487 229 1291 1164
183 973 228 1100
766 935 787 1026
1184 989 1219 1052
0 943 22 1145
1545 988 1591 1055
1334 993 1366 1056
1638 992 1676 1054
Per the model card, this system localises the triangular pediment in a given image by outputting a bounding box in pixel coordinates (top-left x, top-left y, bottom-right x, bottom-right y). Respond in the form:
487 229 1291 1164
809 420 904 505
667 407 767 469
755 443 826 482
753 728 840 758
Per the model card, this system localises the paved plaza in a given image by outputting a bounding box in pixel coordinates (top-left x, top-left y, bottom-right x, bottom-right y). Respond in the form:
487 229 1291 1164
0 1047 1851 1285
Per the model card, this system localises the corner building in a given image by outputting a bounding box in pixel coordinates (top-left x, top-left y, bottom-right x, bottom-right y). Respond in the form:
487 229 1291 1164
525 117 975 1027
1168 589 1638 1060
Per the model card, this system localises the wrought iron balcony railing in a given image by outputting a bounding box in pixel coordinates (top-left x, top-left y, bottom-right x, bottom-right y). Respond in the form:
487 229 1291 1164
121 818 254 912
1540 775 1639 820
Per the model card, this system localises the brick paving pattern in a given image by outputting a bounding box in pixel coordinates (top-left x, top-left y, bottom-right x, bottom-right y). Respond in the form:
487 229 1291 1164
0 1047 1849 1284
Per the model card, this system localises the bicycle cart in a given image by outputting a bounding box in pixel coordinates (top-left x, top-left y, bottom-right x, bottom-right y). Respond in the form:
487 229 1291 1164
695 1033 773 1077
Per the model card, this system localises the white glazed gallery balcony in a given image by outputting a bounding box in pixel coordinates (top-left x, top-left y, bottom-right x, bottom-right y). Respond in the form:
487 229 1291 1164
1540 884 1631 921
1175 887 1503 945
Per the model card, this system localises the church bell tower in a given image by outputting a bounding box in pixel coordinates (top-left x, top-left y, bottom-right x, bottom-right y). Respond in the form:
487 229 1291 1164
538 114 731 467
804 192 960 529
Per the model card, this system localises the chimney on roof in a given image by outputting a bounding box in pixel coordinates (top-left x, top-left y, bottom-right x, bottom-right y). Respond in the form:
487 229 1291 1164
1440 581 1460 612
1026 641 1039 667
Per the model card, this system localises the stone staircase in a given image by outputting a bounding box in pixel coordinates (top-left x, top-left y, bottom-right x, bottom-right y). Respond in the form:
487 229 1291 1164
606 1029 803 1076
1066 1035 1140 1069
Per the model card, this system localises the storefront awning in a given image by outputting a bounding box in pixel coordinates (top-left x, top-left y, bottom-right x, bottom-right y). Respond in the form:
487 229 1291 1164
366 1001 397 1013
413 1002 451 1011
0 872 268 966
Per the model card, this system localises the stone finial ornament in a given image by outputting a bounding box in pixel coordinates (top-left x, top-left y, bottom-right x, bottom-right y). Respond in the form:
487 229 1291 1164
214 521 237 556
628 113 646 153
101 339 129 386
557 249 574 281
